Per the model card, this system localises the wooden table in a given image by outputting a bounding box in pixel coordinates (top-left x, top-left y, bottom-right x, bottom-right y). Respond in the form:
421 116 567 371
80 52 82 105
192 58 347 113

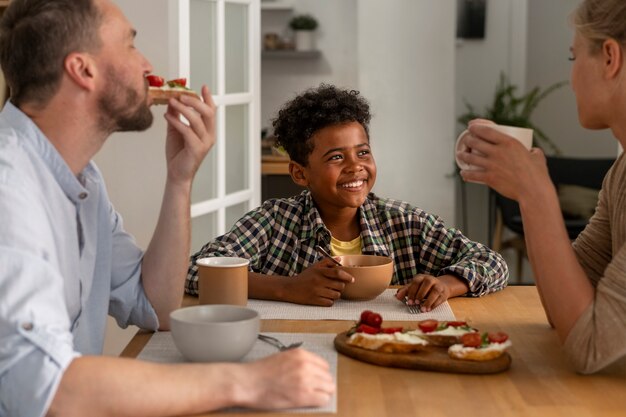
121 287 626 416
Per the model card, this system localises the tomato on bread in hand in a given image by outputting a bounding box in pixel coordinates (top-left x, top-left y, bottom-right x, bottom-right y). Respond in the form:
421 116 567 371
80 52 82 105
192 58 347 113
167 78 187 88
147 74 198 105
146 75 165 87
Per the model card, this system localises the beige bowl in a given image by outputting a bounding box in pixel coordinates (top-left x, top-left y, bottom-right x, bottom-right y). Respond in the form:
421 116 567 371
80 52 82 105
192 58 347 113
170 305 260 362
339 255 394 300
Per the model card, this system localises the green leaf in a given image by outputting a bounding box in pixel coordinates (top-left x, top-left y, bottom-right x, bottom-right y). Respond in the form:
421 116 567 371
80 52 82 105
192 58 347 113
458 71 566 155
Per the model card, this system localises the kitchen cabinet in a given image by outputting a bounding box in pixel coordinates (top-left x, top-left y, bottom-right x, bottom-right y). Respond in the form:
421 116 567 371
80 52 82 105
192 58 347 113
260 155 303 201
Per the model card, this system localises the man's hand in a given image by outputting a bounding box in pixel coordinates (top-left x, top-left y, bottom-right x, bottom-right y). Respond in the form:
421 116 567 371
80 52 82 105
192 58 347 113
142 85 215 329
395 274 468 312
163 85 216 185
283 258 354 306
238 349 335 410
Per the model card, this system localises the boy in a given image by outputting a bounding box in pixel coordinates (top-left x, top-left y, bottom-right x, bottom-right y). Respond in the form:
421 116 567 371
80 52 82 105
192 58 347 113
186 84 508 310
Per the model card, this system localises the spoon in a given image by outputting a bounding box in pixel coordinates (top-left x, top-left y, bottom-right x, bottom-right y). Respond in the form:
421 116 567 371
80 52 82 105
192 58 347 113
258 334 303 351
315 245 342 267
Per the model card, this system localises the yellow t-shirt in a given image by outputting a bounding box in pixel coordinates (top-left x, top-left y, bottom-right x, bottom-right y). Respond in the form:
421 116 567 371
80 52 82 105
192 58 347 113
330 235 362 256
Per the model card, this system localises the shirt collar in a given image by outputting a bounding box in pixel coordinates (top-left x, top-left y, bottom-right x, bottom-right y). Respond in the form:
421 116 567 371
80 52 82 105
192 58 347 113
358 196 392 257
1 101 97 204
299 190 329 242
297 189 391 257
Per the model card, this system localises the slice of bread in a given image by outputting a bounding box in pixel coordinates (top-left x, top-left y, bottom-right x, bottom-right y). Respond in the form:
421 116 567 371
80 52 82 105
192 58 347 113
347 332 429 354
448 340 512 361
149 87 199 105
407 327 478 347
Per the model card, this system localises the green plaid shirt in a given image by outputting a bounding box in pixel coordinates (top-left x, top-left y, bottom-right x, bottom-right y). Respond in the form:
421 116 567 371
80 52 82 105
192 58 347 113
186 190 508 296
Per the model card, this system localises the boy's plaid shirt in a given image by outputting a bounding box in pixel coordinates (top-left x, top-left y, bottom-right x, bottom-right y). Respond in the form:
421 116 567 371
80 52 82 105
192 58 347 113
186 190 508 296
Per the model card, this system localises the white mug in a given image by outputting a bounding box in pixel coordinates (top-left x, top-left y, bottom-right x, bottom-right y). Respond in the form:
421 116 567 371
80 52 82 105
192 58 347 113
455 124 533 171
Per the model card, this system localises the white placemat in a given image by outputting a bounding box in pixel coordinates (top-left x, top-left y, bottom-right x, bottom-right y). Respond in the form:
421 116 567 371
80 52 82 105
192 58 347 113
246 289 456 322
138 332 337 414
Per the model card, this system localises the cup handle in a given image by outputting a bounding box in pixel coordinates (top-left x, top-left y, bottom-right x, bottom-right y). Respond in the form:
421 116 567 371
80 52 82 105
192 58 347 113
455 130 472 170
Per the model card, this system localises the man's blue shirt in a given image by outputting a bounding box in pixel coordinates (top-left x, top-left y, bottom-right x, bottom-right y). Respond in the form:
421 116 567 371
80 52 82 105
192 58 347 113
0 102 158 417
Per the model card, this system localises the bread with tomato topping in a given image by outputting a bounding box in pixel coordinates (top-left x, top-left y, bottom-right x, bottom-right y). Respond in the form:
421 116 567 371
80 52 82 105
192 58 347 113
347 331 430 353
448 332 512 361
149 87 198 105
409 320 478 347
146 75 199 105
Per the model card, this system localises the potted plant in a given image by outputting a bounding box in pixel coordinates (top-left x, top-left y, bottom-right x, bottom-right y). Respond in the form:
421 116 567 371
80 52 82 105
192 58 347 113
458 72 567 155
289 14 318 51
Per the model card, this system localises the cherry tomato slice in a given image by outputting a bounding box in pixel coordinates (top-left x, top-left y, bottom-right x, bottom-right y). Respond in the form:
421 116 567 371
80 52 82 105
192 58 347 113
360 310 374 323
367 313 382 328
446 321 468 327
381 327 403 334
487 331 509 344
146 75 164 87
359 310 382 328
168 77 187 87
418 319 438 333
461 332 482 348
356 323 380 334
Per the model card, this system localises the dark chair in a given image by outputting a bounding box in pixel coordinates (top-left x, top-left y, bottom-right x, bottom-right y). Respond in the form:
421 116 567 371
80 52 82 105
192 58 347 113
489 156 616 281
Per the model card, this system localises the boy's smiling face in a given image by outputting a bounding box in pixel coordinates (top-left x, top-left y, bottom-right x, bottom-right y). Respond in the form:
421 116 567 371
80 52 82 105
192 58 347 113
291 121 377 213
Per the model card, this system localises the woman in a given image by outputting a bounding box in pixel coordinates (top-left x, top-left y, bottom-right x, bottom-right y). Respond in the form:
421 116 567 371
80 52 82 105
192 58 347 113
457 0 626 374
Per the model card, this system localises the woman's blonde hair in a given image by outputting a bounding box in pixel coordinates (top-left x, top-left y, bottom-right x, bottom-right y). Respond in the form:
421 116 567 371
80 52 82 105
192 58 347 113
573 0 626 52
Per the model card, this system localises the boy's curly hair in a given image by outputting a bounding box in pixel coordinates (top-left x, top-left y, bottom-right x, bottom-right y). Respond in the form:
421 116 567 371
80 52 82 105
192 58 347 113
272 84 371 166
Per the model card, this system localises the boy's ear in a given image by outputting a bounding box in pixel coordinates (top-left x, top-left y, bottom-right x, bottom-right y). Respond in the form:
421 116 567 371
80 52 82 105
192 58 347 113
289 161 309 187
64 52 97 91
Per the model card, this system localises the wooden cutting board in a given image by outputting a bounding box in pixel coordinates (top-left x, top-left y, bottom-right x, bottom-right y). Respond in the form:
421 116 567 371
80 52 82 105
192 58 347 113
334 331 511 374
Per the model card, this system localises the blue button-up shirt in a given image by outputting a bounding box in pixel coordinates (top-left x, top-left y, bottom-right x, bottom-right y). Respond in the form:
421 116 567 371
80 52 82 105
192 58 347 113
0 102 159 417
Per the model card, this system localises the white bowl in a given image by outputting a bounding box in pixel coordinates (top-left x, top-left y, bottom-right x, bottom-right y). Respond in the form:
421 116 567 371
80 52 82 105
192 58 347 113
170 305 260 362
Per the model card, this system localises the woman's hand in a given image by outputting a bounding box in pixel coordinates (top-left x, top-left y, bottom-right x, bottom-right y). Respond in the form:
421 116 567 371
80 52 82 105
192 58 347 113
457 121 553 203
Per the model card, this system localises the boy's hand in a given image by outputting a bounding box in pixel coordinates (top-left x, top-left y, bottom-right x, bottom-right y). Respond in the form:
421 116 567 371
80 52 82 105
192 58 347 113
285 258 354 306
395 274 468 312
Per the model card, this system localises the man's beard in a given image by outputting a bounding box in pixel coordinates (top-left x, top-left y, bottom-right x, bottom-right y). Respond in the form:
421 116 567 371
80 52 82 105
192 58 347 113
97 69 153 133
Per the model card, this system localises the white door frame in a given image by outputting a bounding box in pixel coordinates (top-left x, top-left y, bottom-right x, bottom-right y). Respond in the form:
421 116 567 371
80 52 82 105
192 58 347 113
171 0 261 237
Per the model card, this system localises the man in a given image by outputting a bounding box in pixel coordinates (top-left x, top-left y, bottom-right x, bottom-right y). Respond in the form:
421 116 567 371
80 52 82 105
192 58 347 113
0 0 335 416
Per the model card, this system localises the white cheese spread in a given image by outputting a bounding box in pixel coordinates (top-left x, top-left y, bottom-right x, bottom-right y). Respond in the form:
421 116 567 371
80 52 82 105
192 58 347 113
448 339 512 355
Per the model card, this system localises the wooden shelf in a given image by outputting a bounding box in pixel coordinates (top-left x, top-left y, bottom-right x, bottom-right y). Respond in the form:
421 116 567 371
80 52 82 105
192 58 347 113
262 50 321 59
261 0 293 10
261 155 290 175
0 1 10 8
